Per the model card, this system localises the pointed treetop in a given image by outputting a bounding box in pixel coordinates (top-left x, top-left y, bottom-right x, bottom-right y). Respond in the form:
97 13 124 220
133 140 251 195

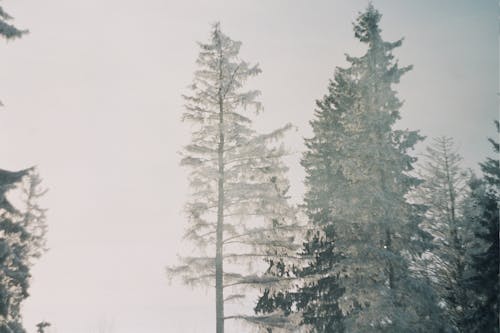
353 3 382 43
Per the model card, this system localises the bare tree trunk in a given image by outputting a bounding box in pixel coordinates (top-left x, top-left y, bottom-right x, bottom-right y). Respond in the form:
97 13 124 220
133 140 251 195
216 52 225 333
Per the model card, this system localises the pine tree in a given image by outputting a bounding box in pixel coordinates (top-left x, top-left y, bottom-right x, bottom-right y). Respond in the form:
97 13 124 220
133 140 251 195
327 6 448 331
167 23 297 333
0 168 47 333
413 137 472 331
256 5 449 332
464 121 499 332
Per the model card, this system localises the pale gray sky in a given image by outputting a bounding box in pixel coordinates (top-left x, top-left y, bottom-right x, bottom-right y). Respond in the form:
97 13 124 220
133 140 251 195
0 0 497 332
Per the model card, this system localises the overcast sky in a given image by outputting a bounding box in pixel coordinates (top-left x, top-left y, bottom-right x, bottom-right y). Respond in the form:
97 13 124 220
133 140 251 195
0 0 497 332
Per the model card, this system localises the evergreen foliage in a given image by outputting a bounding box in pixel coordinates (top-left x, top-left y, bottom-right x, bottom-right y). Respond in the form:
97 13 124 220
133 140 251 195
167 23 297 333
256 5 449 332
464 121 499 332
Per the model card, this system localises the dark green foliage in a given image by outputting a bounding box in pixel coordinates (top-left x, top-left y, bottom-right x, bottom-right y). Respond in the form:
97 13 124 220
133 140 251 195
294 230 345 333
0 170 47 333
464 121 499 332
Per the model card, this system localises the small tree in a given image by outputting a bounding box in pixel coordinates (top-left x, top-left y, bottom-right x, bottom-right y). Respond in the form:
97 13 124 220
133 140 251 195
167 23 297 333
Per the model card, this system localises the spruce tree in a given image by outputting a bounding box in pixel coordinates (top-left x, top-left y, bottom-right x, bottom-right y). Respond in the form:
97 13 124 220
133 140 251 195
328 6 448 331
257 5 449 332
167 23 297 333
464 121 499 332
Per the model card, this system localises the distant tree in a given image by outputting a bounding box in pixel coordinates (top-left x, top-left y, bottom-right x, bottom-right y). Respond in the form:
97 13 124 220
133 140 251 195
463 121 499 332
413 137 472 331
0 168 48 333
167 23 297 333
36 321 50 333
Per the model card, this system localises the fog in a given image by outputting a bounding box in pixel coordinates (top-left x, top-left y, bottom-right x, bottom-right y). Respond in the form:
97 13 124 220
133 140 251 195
0 0 496 332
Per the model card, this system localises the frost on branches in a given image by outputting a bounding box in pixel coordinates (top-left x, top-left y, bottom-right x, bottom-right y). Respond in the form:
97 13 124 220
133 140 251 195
257 5 450 332
320 6 448 331
412 137 475 332
0 168 48 333
167 23 299 333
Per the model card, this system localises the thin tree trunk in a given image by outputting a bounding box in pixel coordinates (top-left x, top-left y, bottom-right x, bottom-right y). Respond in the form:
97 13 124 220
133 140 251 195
215 28 225 332
216 102 225 333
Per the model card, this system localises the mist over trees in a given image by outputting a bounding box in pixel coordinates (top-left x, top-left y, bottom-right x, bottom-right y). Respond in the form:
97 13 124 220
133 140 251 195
0 168 48 333
170 4 498 333
0 1 495 332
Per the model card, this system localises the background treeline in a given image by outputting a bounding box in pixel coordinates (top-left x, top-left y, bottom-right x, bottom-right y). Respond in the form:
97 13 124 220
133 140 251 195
170 5 499 333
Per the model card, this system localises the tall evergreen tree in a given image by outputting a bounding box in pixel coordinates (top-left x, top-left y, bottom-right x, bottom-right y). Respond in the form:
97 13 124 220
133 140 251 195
257 5 449 332
328 6 448 331
413 137 471 331
464 121 499 332
167 23 297 333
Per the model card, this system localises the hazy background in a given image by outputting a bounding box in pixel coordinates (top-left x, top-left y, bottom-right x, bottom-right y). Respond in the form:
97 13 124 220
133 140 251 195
0 0 497 332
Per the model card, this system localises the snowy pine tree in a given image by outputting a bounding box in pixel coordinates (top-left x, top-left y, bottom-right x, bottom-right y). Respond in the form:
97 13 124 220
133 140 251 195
167 23 298 333
256 5 449 332
413 137 472 332
325 6 448 331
